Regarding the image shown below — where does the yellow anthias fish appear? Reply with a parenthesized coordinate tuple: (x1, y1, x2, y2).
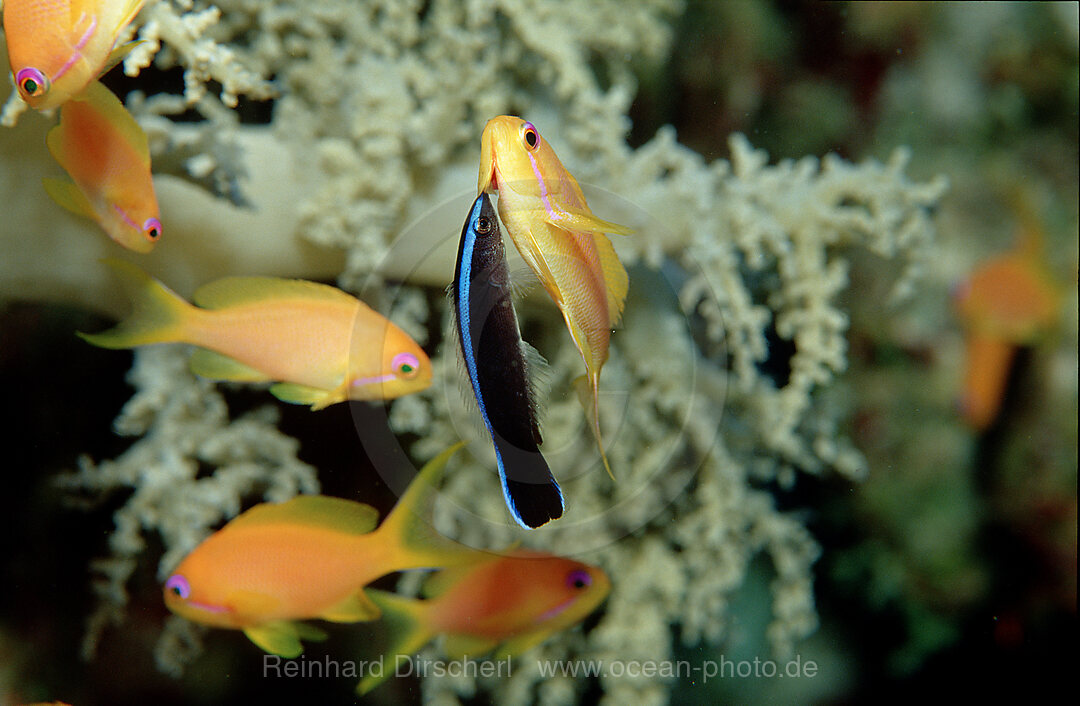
(164, 444, 479, 657)
(357, 549, 611, 694)
(953, 212, 1062, 430)
(44, 80, 162, 253)
(478, 115, 632, 477)
(3, 0, 145, 111)
(80, 259, 433, 408)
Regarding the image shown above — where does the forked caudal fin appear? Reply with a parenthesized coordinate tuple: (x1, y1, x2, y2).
(77, 259, 192, 349)
(573, 374, 614, 479)
(356, 589, 434, 694)
(373, 442, 478, 569)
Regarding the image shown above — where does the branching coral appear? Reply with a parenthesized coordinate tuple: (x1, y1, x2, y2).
(2, 1, 950, 704)
(396, 131, 944, 704)
(56, 345, 319, 669)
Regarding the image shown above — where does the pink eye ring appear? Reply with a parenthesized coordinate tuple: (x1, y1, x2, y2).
(16, 67, 49, 99)
(142, 217, 163, 242)
(392, 352, 420, 379)
(567, 569, 591, 590)
(165, 574, 191, 599)
(521, 121, 540, 150)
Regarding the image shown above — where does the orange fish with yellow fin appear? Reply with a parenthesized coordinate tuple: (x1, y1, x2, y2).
(478, 116, 631, 477)
(44, 79, 162, 252)
(357, 549, 610, 694)
(4, 0, 146, 110)
(953, 198, 1063, 430)
(80, 259, 432, 408)
(164, 444, 479, 657)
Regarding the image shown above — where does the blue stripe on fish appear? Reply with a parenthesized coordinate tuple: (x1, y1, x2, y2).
(453, 194, 564, 529)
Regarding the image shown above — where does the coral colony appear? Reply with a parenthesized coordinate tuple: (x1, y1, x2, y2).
(2, 1, 949, 704)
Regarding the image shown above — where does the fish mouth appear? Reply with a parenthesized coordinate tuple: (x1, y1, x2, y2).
(477, 127, 498, 195)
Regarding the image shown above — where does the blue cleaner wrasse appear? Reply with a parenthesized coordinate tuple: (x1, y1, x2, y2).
(452, 194, 564, 529)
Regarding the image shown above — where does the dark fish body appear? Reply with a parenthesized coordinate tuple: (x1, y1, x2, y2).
(453, 194, 564, 529)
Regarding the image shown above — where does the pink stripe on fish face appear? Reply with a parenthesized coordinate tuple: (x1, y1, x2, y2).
(188, 599, 232, 614)
(113, 203, 141, 231)
(536, 595, 574, 623)
(53, 14, 99, 82)
(351, 373, 395, 389)
(526, 151, 559, 222)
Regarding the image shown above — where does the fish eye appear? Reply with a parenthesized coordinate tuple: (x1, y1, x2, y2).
(165, 574, 191, 600)
(142, 217, 163, 241)
(392, 352, 420, 379)
(16, 68, 49, 99)
(567, 569, 591, 590)
(477, 215, 492, 235)
(521, 122, 540, 150)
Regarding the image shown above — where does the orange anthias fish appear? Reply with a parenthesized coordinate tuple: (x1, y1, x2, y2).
(80, 259, 432, 408)
(478, 116, 631, 477)
(164, 444, 478, 657)
(953, 214, 1062, 430)
(44, 79, 162, 253)
(357, 549, 611, 694)
(3, 0, 145, 110)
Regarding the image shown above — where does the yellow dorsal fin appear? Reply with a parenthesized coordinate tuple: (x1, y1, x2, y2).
(229, 495, 380, 536)
(101, 40, 147, 76)
(69, 80, 150, 167)
(192, 276, 357, 310)
(118, 0, 148, 27)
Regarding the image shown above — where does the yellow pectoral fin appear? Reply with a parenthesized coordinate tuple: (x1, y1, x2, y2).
(243, 621, 328, 658)
(188, 348, 271, 382)
(550, 207, 633, 236)
(514, 231, 564, 308)
(320, 590, 381, 623)
(42, 178, 96, 221)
